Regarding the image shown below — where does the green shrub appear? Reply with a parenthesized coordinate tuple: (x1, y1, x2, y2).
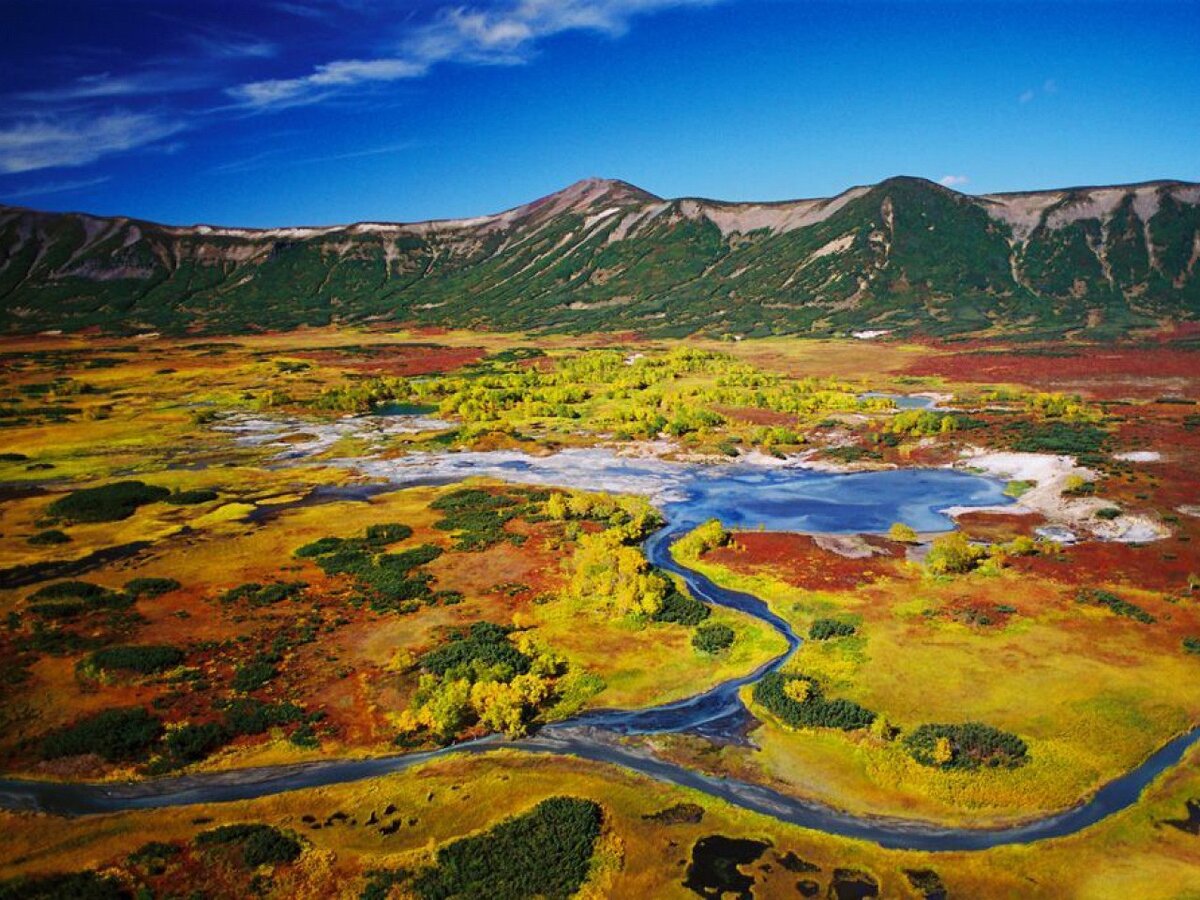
(692, 622, 735, 653)
(28, 529, 70, 546)
(1182, 636, 1200, 655)
(752, 672, 875, 731)
(1077, 587, 1156, 624)
(124, 577, 181, 599)
(26, 581, 129, 619)
(232, 656, 278, 693)
(89, 644, 184, 674)
(223, 699, 305, 736)
(1095, 507, 1121, 520)
(294, 525, 439, 612)
(0, 871, 125, 900)
(222, 581, 305, 607)
(410, 797, 601, 900)
(431, 488, 526, 551)
(904, 722, 1029, 769)
(46, 480, 170, 523)
(195, 823, 301, 867)
(164, 722, 228, 763)
(651, 585, 711, 625)
(1007, 421, 1108, 461)
(41, 707, 163, 762)
(163, 489, 219, 505)
(421, 622, 531, 679)
(809, 619, 857, 640)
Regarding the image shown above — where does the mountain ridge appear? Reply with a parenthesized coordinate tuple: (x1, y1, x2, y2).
(2, 175, 1198, 339)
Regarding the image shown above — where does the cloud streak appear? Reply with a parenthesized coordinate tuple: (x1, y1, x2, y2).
(0, 112, 186, 174)
(231, 0, 719, 108)
(938, 174, 969, 188)
(0, 175, 112, 201)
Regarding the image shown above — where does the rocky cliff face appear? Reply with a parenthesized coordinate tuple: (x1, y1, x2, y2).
(2, 175, 1197, 338)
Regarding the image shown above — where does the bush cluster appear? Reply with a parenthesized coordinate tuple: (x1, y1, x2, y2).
(420, 622, 531, 678)
(46, 480, 170, 523)
(808, 618, 857, 640)
(752, 672, 875, 731)
(431, 488, 530, 551)
(88, 644, 184, 675)
(221, 581, 306, 607)
(41, 707, 163, 762)
(652, 584, 711, 626)
(409, 797, 602, 900)
(904, 722, 1029, 770)
(296, 523, 452, 612)
(26, 580, 130, 620)
(692, 622, 735, 653)
(1077, 587, 1156, 624)
(194, 823, 301, 868)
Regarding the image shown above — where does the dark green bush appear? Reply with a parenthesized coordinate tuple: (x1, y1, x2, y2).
(651, 585, 711, 625)
(1183, 637, 1200, 655)
(26, 581, 129, 619)
(752, 672, 875, 731)
(232, 656, 278, 693)
(28, 529, 70, 546)
(41, 707, 163, 762)
(124, 577, 181, 599)
(89, 644, 184, 674)
(904, 722, 1029, 769)
(46, 481, 170, 523)
(430, 487, 526, 551)
(1095, 507, 1121, 520)
(164, 722, 228, 763)
(692, 622, 735, 653)
(1007, 421, 1108, 461)
(194, 823, 301, 867)
(421, 622, 531, 678)
(222, 581, 305, 607)
(809, 619, 857, 640)
(294, 525, 439, 612)
(410, 797, 601, 900)
(223, 699, 306, 736)
(163, 489, 219, 505)
(0, 871, 126, 900)
(1077, 587, 1156, 624)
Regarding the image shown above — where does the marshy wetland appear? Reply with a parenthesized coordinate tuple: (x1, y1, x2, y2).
(2, 330, 1200, 898)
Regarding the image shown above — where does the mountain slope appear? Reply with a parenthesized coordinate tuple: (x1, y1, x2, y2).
(2, 175, 1198, 339)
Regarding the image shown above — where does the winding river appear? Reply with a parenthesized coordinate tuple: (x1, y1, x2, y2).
(2, 435, 1197, 853)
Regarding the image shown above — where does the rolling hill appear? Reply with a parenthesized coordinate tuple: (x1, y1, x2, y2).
(1, 175, 1198, 339)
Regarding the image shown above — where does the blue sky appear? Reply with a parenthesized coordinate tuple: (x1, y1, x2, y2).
(0, 1, 1196, 226)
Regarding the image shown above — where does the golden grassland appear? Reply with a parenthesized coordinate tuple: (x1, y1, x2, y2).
(4, 329, 1200, 896)
(670, 536, 1200, 827)
(2, 743, 1200, 898)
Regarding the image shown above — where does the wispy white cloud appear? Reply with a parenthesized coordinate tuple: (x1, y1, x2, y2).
(939, 174, 969, 188)
(18, 71, 212, 104)
(1, 175, 112, 201)
(0, 112, 187, 174)
(231, 0, 720, 109)
(189, 35, 278, 60)
(1019, 78, 1058, 104)
(212, 139, 417, 174)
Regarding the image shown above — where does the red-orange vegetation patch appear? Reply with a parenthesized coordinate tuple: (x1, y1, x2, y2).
(427, 522, 563, 602)
(295, 343, 484, 376)
(1011, 538, 1200, 594)
(712, 405, 798, 427)
(705, 532, 901, 591)
(956, 511, 1047, 543)
(905, 346, 1200, 399)
(939, 596, 1016, 630)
